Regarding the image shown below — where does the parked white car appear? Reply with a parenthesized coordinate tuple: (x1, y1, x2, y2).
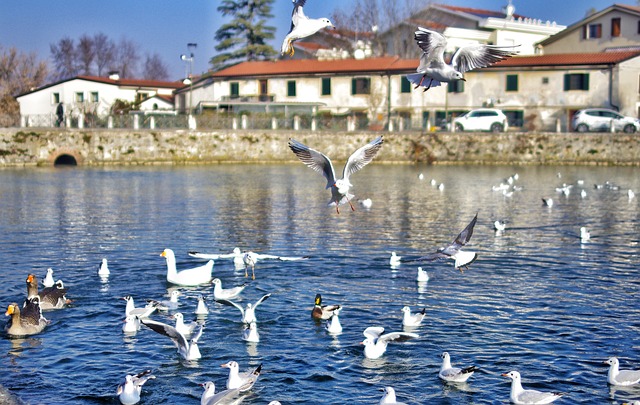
(453, 109, 508, 133)
(571, 108, 640, 133)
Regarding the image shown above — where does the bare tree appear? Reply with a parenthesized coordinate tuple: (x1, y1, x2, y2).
(50, 37, 78, 81)
(142, 53, 170, 81)
(77, 34, 95, 75)
(93, 33, 116, 76)
(0, 46, 48, 115)
(112, 38, 140, 78)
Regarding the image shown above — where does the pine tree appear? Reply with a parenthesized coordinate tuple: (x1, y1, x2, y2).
(212, 0, 277, 71)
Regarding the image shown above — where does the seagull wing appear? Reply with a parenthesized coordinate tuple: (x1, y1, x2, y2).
(277, 255, 310, 261)
(363, 326, 385, 340)
(141, 318, 189, 351)
(414, 27, 448, 69)
(188, 251, 223, 260)
(451, 44, 519, 74)
(216, 299, 245, 318)
(403, 251, 449, 262)
(205, 388, 240, 405)
(253, 293, 272, 309)
(289, 0, 308, 33)
(342, 136, 384, 182)
(452, 213, 478, 248)
(190, 323, 204, 343)
(378, 331, 419, 344)
(131, 370, 155, 387)
(254, 253, 281, 260)
(289, 138, 336, 189)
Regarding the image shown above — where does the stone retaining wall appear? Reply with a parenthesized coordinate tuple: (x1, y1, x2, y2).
(0, 128, 638, 166)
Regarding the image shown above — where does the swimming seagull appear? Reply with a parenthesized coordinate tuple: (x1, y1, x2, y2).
(379, 386, 408, 405)
(359, 198, 373, 209)
(361, 326, 418, 359)
(42, 268, 55, 288)
(494, 220, 506, 232)
(140, 318, 203, 361)
(580, 227, 590, 242)
(122, 314, 141, 334)
(416, 267, 429, 282)
(502, 371, 564, 404)
(407, 27, 519, 91)
(150, 290, 181, 311)
(221, 361, 263, 392)
(116, 369, 155, 405)
(161, 248, 213, 286)
(438, 352, 478, 383)
(629, 189, 635, 200)
(325, 307, 342, 334)
(404, 213, 478, 272)
(311, 293, 341, 320)
(199, 381, 239, 405)
(212, 278, 247, 300)
(604, 357, 640, 386)
(542, 198, 553, 207)
(217, 293, 272, 324)
(389, 252, 402, 266)
(401, 306, 426, 327)
(195, 295, 209, 316)
(172, 312, 200, 338)
(288, 136, 384, 214)
(123, 296, 157, 319)
(98, 258, 110, 278)
(243, 321, 260, 343)
(281, 0, 334, 57)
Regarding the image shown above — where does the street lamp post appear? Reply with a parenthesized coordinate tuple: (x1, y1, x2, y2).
(181, 43, 197, 128)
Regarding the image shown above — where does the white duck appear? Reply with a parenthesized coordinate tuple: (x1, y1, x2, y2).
(604, 357, 640, 386)
(325, 307, 342, 334)
(401, 306, 426, 327)
(221, 361, 262, 392)
(502, 371, 564, 404)
(116, 370, 155, 405)
(161, 248, 213, 286)
(141, 318, 203, 361)
(361, 326, 418, 359)
(438, 352, 478, 383)
(212, 278, 247, 300)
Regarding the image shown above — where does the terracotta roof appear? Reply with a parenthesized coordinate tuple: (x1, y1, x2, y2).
(211, 57, 413, 78)
(492, 51, 640, 67)
(405, 19, 448, 32)
(437, 4, 527, 20)
(294, 42, 329, 51)
(77, 75, 183, 89)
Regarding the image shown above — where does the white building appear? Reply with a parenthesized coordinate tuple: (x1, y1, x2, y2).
(16, 74, 182, 127)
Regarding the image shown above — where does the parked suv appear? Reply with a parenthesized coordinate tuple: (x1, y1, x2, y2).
(453, 109, 508, 133)
(572, 108, 640, 133)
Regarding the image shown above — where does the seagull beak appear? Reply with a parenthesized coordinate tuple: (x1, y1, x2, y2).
(501, 373, 509, 377)
(461, 77, 467, 82)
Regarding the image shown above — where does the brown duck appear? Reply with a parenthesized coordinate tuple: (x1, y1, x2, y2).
(25, 273, 69, 310)
(5, 298, 48, 336)
(311, 294, 341, 320)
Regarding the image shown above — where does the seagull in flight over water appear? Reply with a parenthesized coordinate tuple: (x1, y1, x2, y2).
(407, 27, 519, 92)
(404, 213, 478, 272)
(288, 136, 384, 214)
(281, 0, 334, 57)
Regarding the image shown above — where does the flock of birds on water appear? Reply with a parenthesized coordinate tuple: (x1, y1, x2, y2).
(5, 132, 639, 404)
(3, 1, 640, 404)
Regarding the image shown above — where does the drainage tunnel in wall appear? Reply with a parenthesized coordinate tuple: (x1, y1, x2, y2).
(53, 154, 78, 166)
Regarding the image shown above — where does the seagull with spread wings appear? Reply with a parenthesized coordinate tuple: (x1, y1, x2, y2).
(289, 136, 384, 213)
(281, 0, 334, 57)
(407, 27, 519, 91)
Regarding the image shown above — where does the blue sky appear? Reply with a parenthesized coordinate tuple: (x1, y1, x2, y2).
(0, 0, 623, 80)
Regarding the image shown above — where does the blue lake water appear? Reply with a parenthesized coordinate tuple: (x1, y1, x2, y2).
(0, 163, 639, 404)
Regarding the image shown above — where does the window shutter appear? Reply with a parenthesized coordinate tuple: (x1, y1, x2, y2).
(564, 74, 570, 91)
(583, 73, 589, 90)
(351, 78, 356, 95)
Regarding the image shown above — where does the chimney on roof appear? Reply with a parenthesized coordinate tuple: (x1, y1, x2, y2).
(108, 71, 120, 80)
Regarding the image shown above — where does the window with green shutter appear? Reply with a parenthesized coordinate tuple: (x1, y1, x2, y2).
(401, 76, 411, 93)
(447, 80, 464, 93)
(321, 77, 331, 95)
(506, 74, 518, 92)
(563, 73, 589, 91)
(287, 80, 296, 97)
(230, 82, 239, 98)
(351, 77, 371, 95)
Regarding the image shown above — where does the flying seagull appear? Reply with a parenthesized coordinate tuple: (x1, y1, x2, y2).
(403, 213, 478, 272)
(281, 0, 334, 57)
(406, 27, 519, 91)
(288, 136, 384, 214)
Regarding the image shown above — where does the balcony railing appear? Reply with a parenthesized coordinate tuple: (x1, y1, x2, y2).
(220, 94, 275, 102)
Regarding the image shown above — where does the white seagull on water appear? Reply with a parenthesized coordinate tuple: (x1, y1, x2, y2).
(438, 352, 478, 383)
(42, 268, 56, 288)
(407, 27, 519, 91)
(140, 318, 203, 361)
(199, 381, 239, 405)
(116, 369, 155, 405)
(502, 371, 564, 404)
(221, 361, 263, 392)
(604, 357, 640, 386)
(212, 278, 247, 300)
(288, 136, 384, 214)
(404, 213, 478, 272)
(281, 0, 334, 57)
(379, 386, 408, 405)
(401, 306, 426, 327)
(98, 258, 110, 278)
(361, 326, 418, 359)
